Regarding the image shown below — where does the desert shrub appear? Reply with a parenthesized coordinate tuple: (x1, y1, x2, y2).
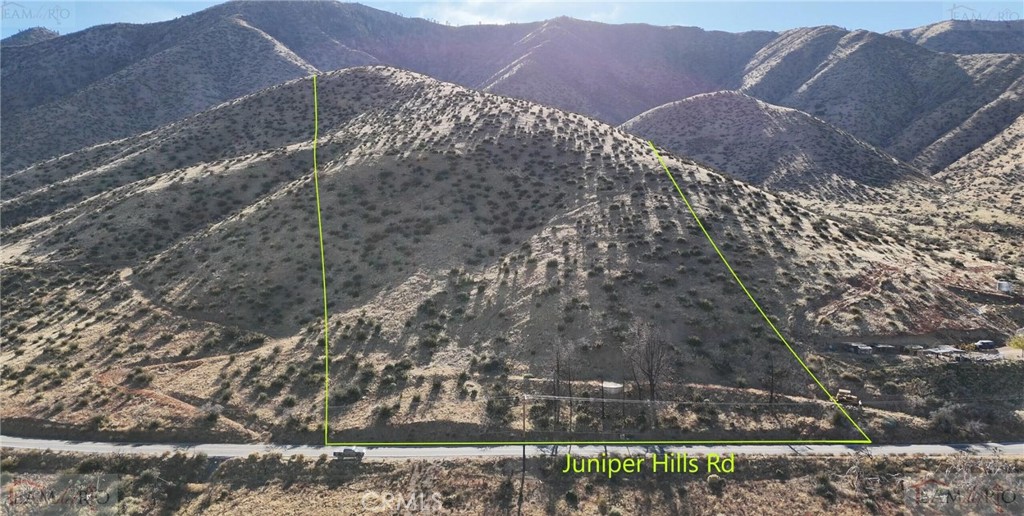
(495, 478, 515, 507)
(374, 403, 399, 422)
(127, 368, 153, 386)
(0, 456, 18, 471)
(76, 457, 104, 473)
(814, 474, 836, 501)
(930, 404, 961, 434)
(485, 398, 512, 424)
(335, 386, 362, 404)
(564, 490, 579, 508)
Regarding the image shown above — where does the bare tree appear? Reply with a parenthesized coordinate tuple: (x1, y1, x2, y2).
(761, 349, 790, 405)
(564, 342, 575, 432)
(765, 352, 777, 404)
(625, 323, 671, 402)
(552, 339, 576, 430)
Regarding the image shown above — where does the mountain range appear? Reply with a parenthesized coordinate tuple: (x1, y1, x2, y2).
(1, 1, 1021, 443)
(3, 1, 1021, 178)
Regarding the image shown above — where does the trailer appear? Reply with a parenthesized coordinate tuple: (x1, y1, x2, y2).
(836, 389, 862, 407)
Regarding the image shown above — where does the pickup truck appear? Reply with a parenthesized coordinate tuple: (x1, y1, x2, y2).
(333, 448, 365, 461)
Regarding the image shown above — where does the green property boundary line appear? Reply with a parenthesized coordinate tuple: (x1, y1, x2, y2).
(312, 76, 331, 446)
(310, 75, 872, 446)
(648, 141, 871, 445)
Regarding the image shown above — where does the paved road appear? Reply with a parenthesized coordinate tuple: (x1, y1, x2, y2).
(1, 435, 1020, 459)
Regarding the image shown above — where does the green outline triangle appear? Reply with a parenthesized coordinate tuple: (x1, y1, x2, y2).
(648, 141, 871, 445)
(313, 73, 871, 446)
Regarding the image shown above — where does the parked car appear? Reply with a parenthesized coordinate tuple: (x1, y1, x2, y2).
(333, 448, 365, 461)
(974, 340, 997, 350)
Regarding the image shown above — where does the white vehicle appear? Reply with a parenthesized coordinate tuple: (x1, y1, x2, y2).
(974, 340, 997, 350)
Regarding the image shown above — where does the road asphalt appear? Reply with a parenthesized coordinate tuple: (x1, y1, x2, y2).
(2, 435, 1020, 459)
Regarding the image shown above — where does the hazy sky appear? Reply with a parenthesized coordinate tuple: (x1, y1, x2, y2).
(2, 1, 1022, 38)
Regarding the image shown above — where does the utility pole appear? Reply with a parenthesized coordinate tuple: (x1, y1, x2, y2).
(521, 395, 527, 436)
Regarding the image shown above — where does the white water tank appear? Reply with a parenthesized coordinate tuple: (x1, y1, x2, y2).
(601, 381, 623, 396)
(997, 280, 1013, 294)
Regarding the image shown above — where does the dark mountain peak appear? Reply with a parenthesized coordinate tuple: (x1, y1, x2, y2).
(1, 27, 59, 47)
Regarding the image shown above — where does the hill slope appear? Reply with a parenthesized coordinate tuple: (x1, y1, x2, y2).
(887, 19, 1024, 54)
(3, 67, 1019, 443)
(939, 114, 1024, 212)
(477, 17, 774, 124)
(741, 27, 1024, 173)
(620, 90, 929, 201)
(1, 16, 317, 176)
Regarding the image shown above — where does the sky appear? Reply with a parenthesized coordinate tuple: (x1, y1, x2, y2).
(2, 0, 1022, 38)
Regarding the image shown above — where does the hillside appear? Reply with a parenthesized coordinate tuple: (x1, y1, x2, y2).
(741, 27, 1024, 173)
(475, 17, 774, 124)
(0, 27, 58, 47)
(3, 67, 1020, 443)
(0, 15, 318, 174)
(935, 116, 1024, 265)
(3, 2, 1020, 179)
(0, 1, 772, 173)
(620, 91, 929, 201)
(939, 114, 1024, 214)
(887, 19, 1024, 54)
(617, 88, 1024, 267)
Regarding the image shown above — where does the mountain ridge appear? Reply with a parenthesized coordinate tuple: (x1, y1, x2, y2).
(4, 2, 1021, 178)
(0, 27, 59, 47)
(887, 19, 1024, 54)
(0, 1, 763, 171)
(620, 90, 932, 202)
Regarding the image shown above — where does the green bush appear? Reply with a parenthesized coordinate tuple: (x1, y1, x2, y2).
(485, 398, 513, 424)
(335, 386, 362, 404)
